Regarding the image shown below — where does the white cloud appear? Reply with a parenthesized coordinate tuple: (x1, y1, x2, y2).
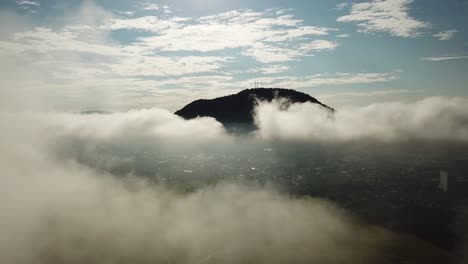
(104, 56, 229, 77)
(5, 27, 122, 56)
(299, 72, 398, 86)
(162, 5, 172, 14)
(0, 16, 390, 111)
(254, 97, 468, 142)
(421, 55, 468, 61)
(318, 89, 423, 106)
(16, 0, 40, 6)
(0, 5, 346, 111)
(320, 89, 420, 99)
(16, 0, 40, 12)
(336, 3, 349, 10)
(48, 108, 228, 141)
(142, 3, 159, 10)
(0, 23, 231, 78)
(240, 40, 339, 64)
(249, 65, 291, 75)
(117, 11, 135, 17)
(299, 40, 340, 51)
(0, 6, 236, 111)
(336, 33, 350, 38)
(433, 29, 458, 40)
(337, 0, 429, 38)
(127, 10, 335, 62)
(241, 43, 306, 63)
(102, 16, 184, 32)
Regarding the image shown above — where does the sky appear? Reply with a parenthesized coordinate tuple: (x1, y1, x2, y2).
(0, 0, 467, 111)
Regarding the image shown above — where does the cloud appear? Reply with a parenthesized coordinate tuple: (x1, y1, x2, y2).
(162, 5, 172, 14)
(142, 3, 159, 10)
(16, 0, 39, 6)
(254, 97, 468, 142)
(102, 16, 183, 32)
(336, 3, 350, 10)
(299, 40, 340, 51)
(336, 33, 350, 38)
(103, 55, 230, 77)
(0, 157, 390, 264)
(0, 9, 232, 111)
(126, 9, 336, 62)
(0, 107, 231, 176)
(239, 39, 339, 63)
(0, 6, 398, 112)
(49, 108, 228, 141)
(4, 21, 227, 79)
(320, 89, 422, 99)
(0, 105, 451, 264)
(318, 89, 424, 106)
(4, 27, 122, 55)
(117, 11, 135, 16)
(433, 29, 458, 40)
(337, 0, 429, 37)
(241, 43, 306, 63)
(421, 55, 468, 61)
(249, 65, 291, 75)
(0, 4, 347, 111)
(15, 0, 40, 12)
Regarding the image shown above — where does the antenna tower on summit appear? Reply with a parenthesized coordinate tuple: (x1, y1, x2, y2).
(250, 81, 266, 89)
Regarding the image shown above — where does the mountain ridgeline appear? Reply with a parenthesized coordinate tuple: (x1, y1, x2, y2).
(175, 88, 334, 132)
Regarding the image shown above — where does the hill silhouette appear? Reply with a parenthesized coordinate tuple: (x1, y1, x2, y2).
(175, 88, 334, 132)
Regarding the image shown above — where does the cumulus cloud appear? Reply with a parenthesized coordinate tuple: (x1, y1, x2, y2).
(337, 0, 429, 37)
(254, 97, 468, 142)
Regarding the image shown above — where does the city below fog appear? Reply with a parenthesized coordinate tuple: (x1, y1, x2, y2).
(94, 140, 468, 250)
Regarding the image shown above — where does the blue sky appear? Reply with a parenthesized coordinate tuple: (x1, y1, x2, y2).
(0, 0, 467, 111)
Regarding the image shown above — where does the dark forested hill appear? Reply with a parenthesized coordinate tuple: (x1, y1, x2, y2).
(175, 88, 334, 132)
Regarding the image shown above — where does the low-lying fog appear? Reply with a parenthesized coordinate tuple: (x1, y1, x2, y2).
(1, 97, 468, 263)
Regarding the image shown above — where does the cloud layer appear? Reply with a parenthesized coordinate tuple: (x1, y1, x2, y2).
(254, 97, 468, 142)
(0, 106, 454, 264)
(0, 156, 388, 264)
